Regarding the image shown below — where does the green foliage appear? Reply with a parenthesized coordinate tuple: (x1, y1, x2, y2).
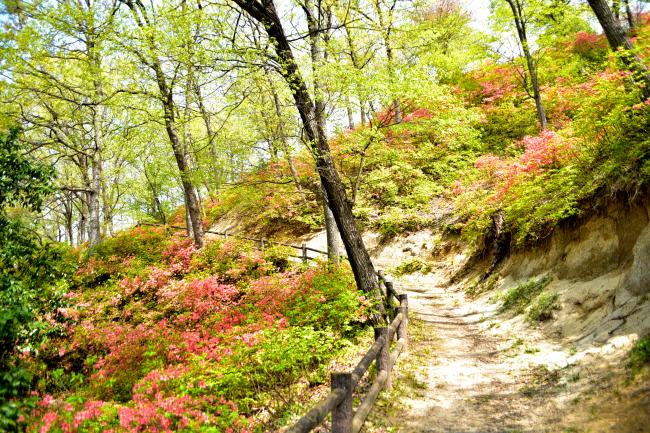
(0, 127, 54, 210)
(281, 265, 364, 334)
(479, 102, 539, 152)
(392, 258, 431, 276)
(628, 335, 650, 373)
(465, 273, 500, 298)
(499, 276, 552, 315)
(526, 291, 560, 323)
(92, 226, 169, 264)
(212, 326, 338, 411)
(0, 127, 71, 429)
(502, 165, 583, 245)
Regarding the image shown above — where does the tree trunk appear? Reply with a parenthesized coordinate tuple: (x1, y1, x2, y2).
(305, 0, 343, 266)
(87, 36, 104, 248)
(346, 94, 355, 130)
(587, 0, 650, 99)
(372, 0, 401, 124)
(232, 0, 383, 319)
(623, 0, 634, 29)
(87, 157, 102, 247)
(343, 24, 368, 127)
(63, 194, 74, 244)
(124, 0, 204, 248)
(506, 0, 548, 130)
(322, 187, 341, 266)
(78, 194, 88, 245)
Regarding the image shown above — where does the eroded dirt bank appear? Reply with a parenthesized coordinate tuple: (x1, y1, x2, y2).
(353, 199, 650, 433)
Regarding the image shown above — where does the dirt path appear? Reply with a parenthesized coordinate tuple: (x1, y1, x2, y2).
(364, 271, 650, 433)
(297, 230, 649, 432)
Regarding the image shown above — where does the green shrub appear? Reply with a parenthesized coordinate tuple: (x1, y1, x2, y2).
(465, 273, 500, 298)
(284, 265, 363, 334)
(628, 335, 650, 373)
(526, 291, 560, 323)
(92, 226, 169, 264)
(499, 276, 552, 314)
(392, 258, 431, 276)
(202, 326, 338, 412)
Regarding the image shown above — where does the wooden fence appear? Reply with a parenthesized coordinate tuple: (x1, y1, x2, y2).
(136, 221, 329, 261)
(287, 272, 408, 433)
(138, 222, 409, 432)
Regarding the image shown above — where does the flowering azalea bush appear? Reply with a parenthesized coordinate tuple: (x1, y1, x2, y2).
(20, 233, 367, 432)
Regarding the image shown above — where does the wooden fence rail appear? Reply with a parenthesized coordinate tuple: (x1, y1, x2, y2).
(136, 221, 329, 260)
(287, 274, 408, 433)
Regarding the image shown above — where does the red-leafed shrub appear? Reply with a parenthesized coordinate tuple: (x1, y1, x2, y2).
(473, 130, 576, 199)
(572, 31, 608, 61)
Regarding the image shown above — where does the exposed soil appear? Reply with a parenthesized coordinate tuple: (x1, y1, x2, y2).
(362, 268, 650, 433)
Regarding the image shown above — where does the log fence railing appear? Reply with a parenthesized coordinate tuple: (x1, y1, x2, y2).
(136, 221, 328, 261)
(287, 273, 408, 433)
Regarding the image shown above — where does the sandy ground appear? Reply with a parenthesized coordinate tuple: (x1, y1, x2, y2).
(362, 269, 650, 433)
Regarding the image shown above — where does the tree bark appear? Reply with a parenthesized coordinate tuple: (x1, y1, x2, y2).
(587, 0, 650, 99)
(623, 0, 634, 29)
(87, 33, 104, 249)
(372, 0, 402, 123)
(505, 0, 548, 130)
(323, 188, 340, 266)
(231, 0, 383, 318)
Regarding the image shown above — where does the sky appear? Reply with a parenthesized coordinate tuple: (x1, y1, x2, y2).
(460, 0, 492, 32)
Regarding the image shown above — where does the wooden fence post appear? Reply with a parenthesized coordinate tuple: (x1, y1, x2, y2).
(374, 327, 391, 390)
(385, 280, 395, 314)
(331, 372, 352, 433)
(397, 294, 409, 352)
(377, 270, 385, 297)
(301, 243, 308, 262)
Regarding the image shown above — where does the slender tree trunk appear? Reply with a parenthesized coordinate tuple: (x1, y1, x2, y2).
(343, 25, 368, 127)
(86, 27, 106, 249)
(63, 195, 73, 244)
(123, 1, 204, 248)
(102, 183, 114, 237)
(587, 0, 650, 99)
(232, 0, 383, 319)
(271, 87, 308, 204)
(373, 0, 401, 124)
(623, 0, 634, 29)
(322, 188, 340, 266)
(305, 0, 341, 264)
(78, 194, 88, 245)
(346, 94, 355, 130)
(163, 93, 204, 247)
(506, 0, 547, 129)
(88, 157, 102, 247)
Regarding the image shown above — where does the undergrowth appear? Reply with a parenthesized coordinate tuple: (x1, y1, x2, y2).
(627, 335, 650, 374)
(13, 226, 370, 432)
(392, 258, 432, 276)
(498, 276, 553, 315)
